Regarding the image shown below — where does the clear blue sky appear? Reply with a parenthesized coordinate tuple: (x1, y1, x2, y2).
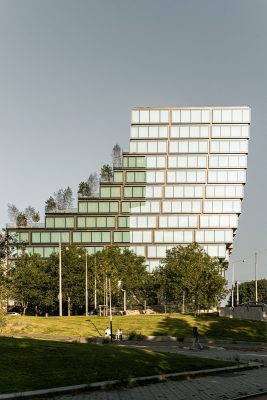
(1, 0, 266, 283)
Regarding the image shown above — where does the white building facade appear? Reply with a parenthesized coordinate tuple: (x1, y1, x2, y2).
(128, 106, 250, 271)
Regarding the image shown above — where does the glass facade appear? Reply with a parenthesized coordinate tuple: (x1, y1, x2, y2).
(8, 106, 249, 272)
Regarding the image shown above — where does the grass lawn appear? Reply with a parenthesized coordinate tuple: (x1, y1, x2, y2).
(2, 313, 266, 342)
(0, 336, 235, 394)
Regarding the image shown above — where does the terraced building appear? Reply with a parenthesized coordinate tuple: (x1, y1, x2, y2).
(7, 106, 250, 271)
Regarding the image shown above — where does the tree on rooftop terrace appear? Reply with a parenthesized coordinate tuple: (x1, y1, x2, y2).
(156, 243, 227, 314)
(78, 181, 91, 197)
(32, 211, 40, 224)
(16, 213, 27, 227)
(100, 164, 113, 182)
(45, 196, 57, 212)
(87, 172, 99, 193)
(112, 144, 122, 168)
(7, 204, 19, 225)
(52, 187, 74, 210)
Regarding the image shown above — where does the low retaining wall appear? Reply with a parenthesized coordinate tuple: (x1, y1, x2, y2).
(219, 306, 267, 321)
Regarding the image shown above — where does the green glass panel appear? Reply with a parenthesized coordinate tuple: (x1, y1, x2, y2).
(41, 232, 50, 243)
(128, 157, 135, 167)
(82, 232, 91, 243)
(133, 187, 144, 197)
(61, 232, 70, 243)
(122, 202, 130, 213)
(106, 217, 115, 227)
(32, 232, 41, 243)
(114, 232, 122, 243)
(26, 247, 33, 255)
(44, 247, 54, 257)
(126, 172, 135, 182)
(102, 232, 111, 243)
(119, 217, 129, 228)
(135, 172, 146, 182)
(86, 217, 96, 228)
(66, 217, 74, 228)
(86, 247, 95, 255)
(77, 217, 86, 228)
(101, 187, 110, 198)
(97, 217, 106, 228)
(124, 187, 132, 198)
(34, 247, 44, 256)
(111, 187, 120, 197)
(123, 158, 128, 167)
(136, 157, 146, 168)
(79, 202, 87, 212)
(123, 232, 130, 242)
(19, 232, 29, 242)
(51, 232, 60, 243)
(54, 218, 65, 228)
(99, 202, 109, 213)
(46, 217, 54, 228)
(110, 202, 118, 213)
(113, 171, 123, 183)
(73, 232, 81, 243)
(87, 202, 98, 213)
(92, 232, 101, 242)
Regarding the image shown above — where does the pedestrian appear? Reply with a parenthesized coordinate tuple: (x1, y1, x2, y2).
(191, 326, 203, 350)
(104, 326, 111, 337)
(116, 328, 123, 341)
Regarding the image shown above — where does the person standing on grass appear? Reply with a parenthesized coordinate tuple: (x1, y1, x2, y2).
(104, 327, 111, 337)
(191, 326, 203, 350)
(116, 328, 123, 341)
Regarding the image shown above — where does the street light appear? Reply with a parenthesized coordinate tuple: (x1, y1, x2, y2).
(118, 280, 126, 314)
(106, 271, 112, 341)
(59, 233, 63, 317)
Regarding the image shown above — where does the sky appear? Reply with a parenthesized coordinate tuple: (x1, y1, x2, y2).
(0, 0, 266, 284)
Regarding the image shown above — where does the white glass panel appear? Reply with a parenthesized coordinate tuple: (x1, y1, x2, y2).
(140, 110, 149, 123)
(150, 110, 160, 123)
(160, 110, 169, 123)
(132, 110, 139, 123)
(172, 110, 180, 123)
(201, 109, 210, 123)
(191, 110, 201, 123)
(181, 110, 190, 123)
(131, 127, 138, 138)
(213, 109, 221, 122)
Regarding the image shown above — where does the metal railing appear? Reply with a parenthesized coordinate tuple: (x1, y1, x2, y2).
(6, 223, 45, 228)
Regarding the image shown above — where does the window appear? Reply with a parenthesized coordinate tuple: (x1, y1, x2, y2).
(146, 156, 166, 168)
(77, 216, 115, 228)
(132, 109, 169, 124)
(145, 186, 162, 198)
(210, 140, 248, 154)
(211, 125, 249, 138)
(212, 108, 250, 123)
(80, 201, 118, 213)
(129, 215, 157, 228)
(159, 215, 198, 228)
(146, 171, 165, 183)
(203, 200, 241, 213)
(167, 170, 206, 183)
(130, 201, 160, 213)
(114, 232, 130, 243)
(45, 217, 74, 229)
(123, 157, 146, 168)
(169, 140, 208, 154)
(195, 230, 233, 243)
(209, 155, 247, 169)
(162, 200, 201, 213)
(118, 216, 129, 228)
(129, 246, 145, 256)
(113, 171, 123, 183)
(131, 126, 168, 138)
(124, 186, 145, 198)
(208, 170, 246, 183)
(168, 155, 207, 169)
(18, 232, 29, 242)
(126, 171, 146, 183)
(170, 125, 209, 138)
(73, 231, 111, 243)
(130, 231, 152, 243)
(165, 186, 203, 198)
(100, 186, 121, 198)
(205, 185, 243, 198)
(154, 230, 193, 243)
(129, 141, 167, 153)
(171, 109, 210, 123)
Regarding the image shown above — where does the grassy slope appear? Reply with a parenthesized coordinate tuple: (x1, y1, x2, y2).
(2, 314, 266, 342)
(0, 337, 234, 394)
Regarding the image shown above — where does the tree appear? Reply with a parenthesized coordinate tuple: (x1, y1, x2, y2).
(10, 254, 46, 315)
(7, 204, 19, 224)
(45, 196, 57, 212)
(53, 187, 74, 210)
(25, 206, 36, 225)
(100, 164, 113, 182)
(78, 181, 91, 197)
(32, 212, 40, 224)
(112, 144, 122, 168)
(16, 213, 27, 227)
(0, 229, 18, 261)
(87, 172, 99, 194)
(156, 243, 227, 314)
(232, 279, 267, 305)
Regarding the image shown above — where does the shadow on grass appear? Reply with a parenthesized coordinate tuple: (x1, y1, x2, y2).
(151, 314, 267, 342)
(0, 336, 233, 394)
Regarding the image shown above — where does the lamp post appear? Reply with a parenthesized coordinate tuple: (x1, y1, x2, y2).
(118, 280, 126, 313)
(85, 252, 88, 316)
(59, 233, 63, 317)
(255, 252, 258, 302)
(106, 271, 112, 341)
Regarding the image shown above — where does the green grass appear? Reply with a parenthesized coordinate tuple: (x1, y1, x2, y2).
(0, 336, 235, 394)
(2, 314, 266, 342)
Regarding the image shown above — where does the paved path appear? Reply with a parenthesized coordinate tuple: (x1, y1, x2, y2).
(51, 366, 267, 400)
(45, 343, 267, 400)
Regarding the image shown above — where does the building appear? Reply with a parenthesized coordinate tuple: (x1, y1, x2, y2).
(7, 106, 250, 271)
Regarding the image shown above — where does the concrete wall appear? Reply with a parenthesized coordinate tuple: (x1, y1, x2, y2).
(219, 306, 267, 321)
